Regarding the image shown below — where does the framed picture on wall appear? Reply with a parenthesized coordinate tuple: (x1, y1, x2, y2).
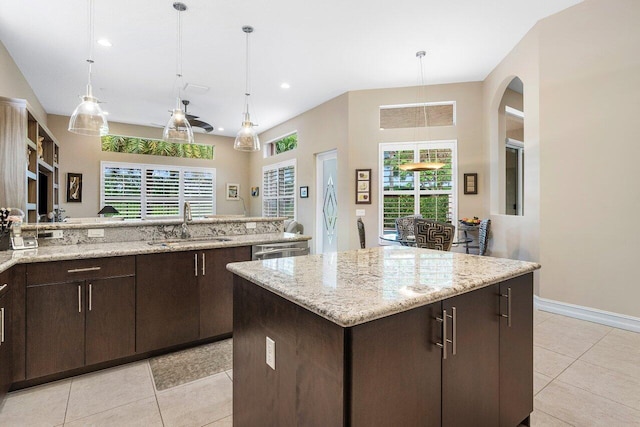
(226, 183, 240, 200)
(67, 173, 83, 203)
(251, 186, 259, 197)
(300, 186, 309, 198)
(464, 173, 478, 195)
(355, 168, 372, 204)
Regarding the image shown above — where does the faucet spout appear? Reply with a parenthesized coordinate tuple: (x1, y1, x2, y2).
(181, 202, 192, 239)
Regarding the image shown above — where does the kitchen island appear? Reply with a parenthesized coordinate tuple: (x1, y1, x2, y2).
(227, 246, 540, 427)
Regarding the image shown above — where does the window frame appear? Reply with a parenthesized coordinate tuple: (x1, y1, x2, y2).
(378, 140, 458, 240)
(100, 161, 216, 219)
(262, 158, 297, 220)
(263, 131, 298, 158)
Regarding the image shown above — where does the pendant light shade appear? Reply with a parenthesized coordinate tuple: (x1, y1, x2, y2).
(163, 2, 193, 144)
(234, 26, 260, 152)
(68, 0, 109, 136)
(401, 50, 444, 172)
(163, 98, 194, 143)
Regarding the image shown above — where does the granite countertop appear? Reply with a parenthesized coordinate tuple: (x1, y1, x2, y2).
(0, 232, 309, 274)
(227, 246, 541, 327)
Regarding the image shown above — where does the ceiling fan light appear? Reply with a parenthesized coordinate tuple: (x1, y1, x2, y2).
(163, 108, 194, 143)
(399, 162, 446, 171)
(234, 119, 260, 151)
(68, 93, 109, 136)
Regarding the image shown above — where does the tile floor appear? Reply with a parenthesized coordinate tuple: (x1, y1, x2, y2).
(1, 310, 639, 426)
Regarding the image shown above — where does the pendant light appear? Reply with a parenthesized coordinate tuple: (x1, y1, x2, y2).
(68, 0, 109, 136)
(234, 26, 260, 152)
(399, 51, 445, 172)
(163, 2, 194, 144)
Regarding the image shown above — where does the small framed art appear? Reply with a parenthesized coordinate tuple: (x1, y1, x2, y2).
(300, 186, 309, 198)
(226, 183, 240, 200)
(355, 168, 371, 204)
(464, 173, 478, 195)
(67, 173, 83, 203)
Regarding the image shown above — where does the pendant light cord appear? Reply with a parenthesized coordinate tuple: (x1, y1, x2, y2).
(86, 0, 95, 91)
(244, 29, 251, 115)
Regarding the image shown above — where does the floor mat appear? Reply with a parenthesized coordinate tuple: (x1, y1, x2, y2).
(149, 338, 232, 391)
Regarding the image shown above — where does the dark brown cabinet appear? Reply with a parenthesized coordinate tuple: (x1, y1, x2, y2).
(26, 257, 135, 379)
(136, 251, 199, 353)
(0, 278, 12, 404)
(199, 246, 251, 339)
(233, 273, 534, 427)
(499, 275, 533, 427)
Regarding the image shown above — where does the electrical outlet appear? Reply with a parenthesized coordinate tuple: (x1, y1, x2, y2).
(246, 222, 257, 229)
(51, 230, 63, 239)
(356, 209, 365, 217)
(87, 228, 105, 238)
(266, 336, 276, 370)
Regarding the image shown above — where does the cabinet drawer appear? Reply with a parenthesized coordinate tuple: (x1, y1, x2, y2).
(27, 256, 135, 285)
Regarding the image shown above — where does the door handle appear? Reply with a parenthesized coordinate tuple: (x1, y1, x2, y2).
(194, 253, 198, 277)
(1, 307, 4, 344)
(89, 283, 92, 311)
(68, 267, 101, 273)
(202, 253, 206, 276)
(436, 310, 448, 359)
(501, 287, 512, 327)
(78, 285, 82, 313)
(0, 284, 7, 292)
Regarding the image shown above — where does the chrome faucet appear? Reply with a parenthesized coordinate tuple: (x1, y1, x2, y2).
(181, 202, 192, 239)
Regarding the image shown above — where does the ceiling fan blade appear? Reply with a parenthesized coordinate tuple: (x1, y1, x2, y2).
(190, 119, 214, 133)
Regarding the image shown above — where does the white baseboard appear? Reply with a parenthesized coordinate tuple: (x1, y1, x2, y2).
(534, 296, 640, 333)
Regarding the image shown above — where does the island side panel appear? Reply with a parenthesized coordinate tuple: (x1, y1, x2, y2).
(499, 274, 534, 427)
(233, 276, 345, 427)
(349, 303, 442, 427)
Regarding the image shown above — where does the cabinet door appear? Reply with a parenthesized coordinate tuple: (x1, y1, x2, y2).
(442, 284, 500, 427)
(26, 281, 85, 379)
(86, 276, 136, 365)
(136, 252, 199, 353)
(500, 274, 533, 427)
(350, 303, 442, 427)
(199, 246, 251, 339)
(0, 291, 12, 403)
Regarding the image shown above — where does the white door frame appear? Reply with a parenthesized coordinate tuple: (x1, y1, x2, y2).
(315, 149, 338, 254)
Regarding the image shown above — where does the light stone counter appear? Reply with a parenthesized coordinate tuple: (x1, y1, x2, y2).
(0, 232, 309, 274)
(227, 246, 540, 327)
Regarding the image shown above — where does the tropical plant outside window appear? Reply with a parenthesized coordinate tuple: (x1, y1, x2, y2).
(379, 142, 457, 234)
(102, 134, 214, 160)
(265, 132, 297, 157)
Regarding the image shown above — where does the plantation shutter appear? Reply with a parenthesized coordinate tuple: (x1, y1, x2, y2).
(101, 162, 216, 220)
(262, 160, 296, 219)
(102, 165, 143, 218)
(184, 170, 215, 217)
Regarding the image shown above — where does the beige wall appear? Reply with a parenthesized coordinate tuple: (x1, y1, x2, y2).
(250, 94, 350, 252)
(0, 40, 47, 124)
(347, 83, 485, 250)
(46, 114, 249, 218)
(537, 0, 640, 317)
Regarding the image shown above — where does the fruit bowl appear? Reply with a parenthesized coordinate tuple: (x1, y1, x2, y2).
(459, 218, 481, 226)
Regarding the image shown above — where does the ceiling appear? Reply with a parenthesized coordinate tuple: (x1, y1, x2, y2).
(0, 0, 581, 138)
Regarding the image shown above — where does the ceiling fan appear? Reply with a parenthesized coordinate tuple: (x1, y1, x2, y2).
(181, 100, 214, 133)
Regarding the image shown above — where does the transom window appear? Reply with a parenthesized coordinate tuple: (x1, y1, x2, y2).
(379, 141, 457, 236)
(264, 132, 298, 158)
(262, 159, 296, 219)
(101, 161, 216, 219)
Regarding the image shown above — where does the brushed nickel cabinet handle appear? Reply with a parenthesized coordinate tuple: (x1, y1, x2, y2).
(194, 253, 198, 277)
(68, 267, 101, 273)
(449, 307, 457, 355)
(202, 253, 206, 276)
(436, 309, 448, 359)
(1, 307, 4, 344)
(78, 285, 82, 313)
(0, 284, 7, 292)
(89, 284, 92, 311)
(501, 287, 512, 327)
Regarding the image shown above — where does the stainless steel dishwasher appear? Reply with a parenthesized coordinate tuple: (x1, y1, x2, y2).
(252, 241, 310, 260)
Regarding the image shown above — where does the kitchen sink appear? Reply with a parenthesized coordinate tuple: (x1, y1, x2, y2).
(147, 236, 232, 246)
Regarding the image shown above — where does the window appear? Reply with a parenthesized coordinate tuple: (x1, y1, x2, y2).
(505, 105, 524, 215)
(262, 159, 296, 219)
(101, 135, 214, 160)
(264, 132, 298, 158)
(379, 102, 456, 129)
(379, 141, 457, 235)
(101, 161, 215, 219)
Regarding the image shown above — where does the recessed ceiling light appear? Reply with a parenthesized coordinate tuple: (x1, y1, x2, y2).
(217, 127, 224, 131)
(97, 38, 112, 47)
(280, 82, 290, 89)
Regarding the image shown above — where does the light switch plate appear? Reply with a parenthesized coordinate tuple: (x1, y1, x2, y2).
(266, 336, 276, 370)
(87, 229, 105, 238)
(356, 209, 365, 217)
(246, 222, 257, 229)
